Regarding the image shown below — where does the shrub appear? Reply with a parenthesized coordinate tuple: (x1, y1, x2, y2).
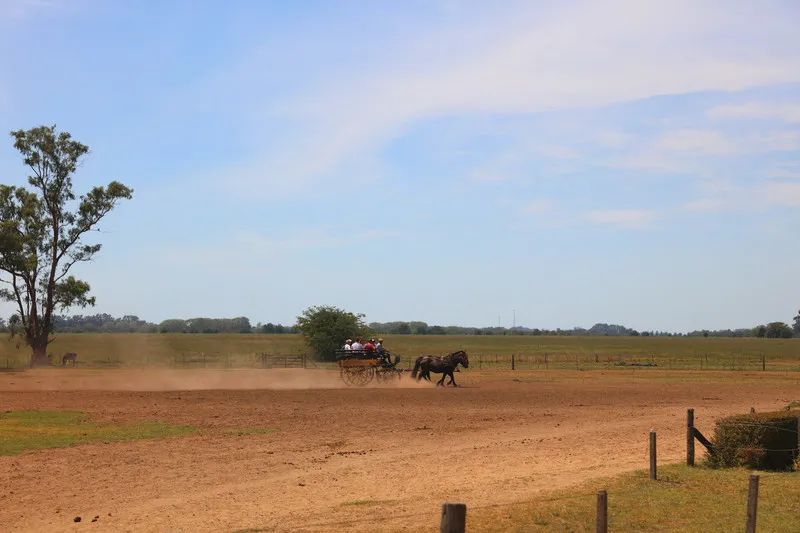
(707, 410, 799, 471)
(296, 306, 370, 361)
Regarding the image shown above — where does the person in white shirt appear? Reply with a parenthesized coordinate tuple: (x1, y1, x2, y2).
(343, 339, 352, 351)
(351, 338, 364, 351)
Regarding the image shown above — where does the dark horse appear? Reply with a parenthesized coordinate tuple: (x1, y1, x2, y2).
(61, 352, 77, 367)
(411, 350, 469, 387)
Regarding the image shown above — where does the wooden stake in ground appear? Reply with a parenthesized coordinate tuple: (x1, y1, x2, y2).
(440, 502, 466, 533)
(649, 431, 657, 480)
(746, 474, 759, 533)
(687, 408, 695, 467)
(596, 490, 608, 533)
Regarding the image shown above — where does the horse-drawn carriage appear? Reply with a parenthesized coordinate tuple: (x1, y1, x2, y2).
(335, 350, 403, 386)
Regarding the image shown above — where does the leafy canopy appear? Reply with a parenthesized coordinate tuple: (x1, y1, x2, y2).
(0, 125, 132, 363)
(296, 305, 370, 360)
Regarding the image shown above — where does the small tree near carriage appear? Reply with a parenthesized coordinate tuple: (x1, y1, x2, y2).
(296, 305, 370, 361)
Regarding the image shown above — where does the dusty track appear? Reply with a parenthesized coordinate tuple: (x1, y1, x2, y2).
(1, 368, 798, 532)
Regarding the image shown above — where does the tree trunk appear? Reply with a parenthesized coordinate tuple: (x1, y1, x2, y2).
(29, 338, 50, 367)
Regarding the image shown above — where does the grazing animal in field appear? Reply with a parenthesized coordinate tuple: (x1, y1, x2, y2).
(411, 350, 469, 387)
(61, 352, 78, 367)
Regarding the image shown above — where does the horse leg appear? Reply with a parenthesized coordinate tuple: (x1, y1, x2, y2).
(436, 372, 446, 387)
(448, 370, 457, 387)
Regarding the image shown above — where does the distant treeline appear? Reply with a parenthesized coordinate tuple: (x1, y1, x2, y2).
(369, 321, 797, 338)
(0, 313, 794, 338)
(0, 314, 297, 334)
(367, 321, 672, 336)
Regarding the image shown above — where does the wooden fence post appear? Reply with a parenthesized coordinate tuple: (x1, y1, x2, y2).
(596, 490, 607, 533)
(746, 474, 759, 533)
(649, 431, 657, 480)
(761, 354, 765, 371)
(544, 353, 548, 370)
(687, 408, 695, 466)
(440, 502, 466, 533)
(512, 353, 515, 370)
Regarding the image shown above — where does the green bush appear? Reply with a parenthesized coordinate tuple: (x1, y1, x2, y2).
(707, 410, 799, 471)
(296, 306, 371, 361)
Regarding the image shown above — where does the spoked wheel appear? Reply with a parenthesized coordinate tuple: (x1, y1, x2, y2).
(376, 367, 403, 384)
(341, 366, 375, 386)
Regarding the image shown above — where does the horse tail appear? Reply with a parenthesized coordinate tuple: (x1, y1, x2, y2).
(411, 356, 423, 379)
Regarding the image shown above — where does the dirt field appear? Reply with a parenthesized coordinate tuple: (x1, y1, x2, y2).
(1, 368, 798, 532)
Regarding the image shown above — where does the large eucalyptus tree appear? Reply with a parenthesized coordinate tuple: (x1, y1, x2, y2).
(0, 126, 132, 366)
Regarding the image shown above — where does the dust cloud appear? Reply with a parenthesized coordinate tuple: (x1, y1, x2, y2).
(0, 368, 433, 392)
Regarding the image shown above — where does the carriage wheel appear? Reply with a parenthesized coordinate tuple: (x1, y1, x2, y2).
(341, 366, 375, 386)
(376, 368, 402, 383)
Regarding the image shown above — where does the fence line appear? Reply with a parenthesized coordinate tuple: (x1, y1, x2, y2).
(3, 350, 800, 372)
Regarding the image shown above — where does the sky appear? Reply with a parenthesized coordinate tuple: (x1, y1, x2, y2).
(0, 0, 799, 332)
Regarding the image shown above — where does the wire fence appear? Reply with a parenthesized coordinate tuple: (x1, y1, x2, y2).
(4, 350, 800, 371)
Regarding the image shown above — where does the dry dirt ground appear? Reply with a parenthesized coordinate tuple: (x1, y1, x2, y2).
(1, 368, 798, 532)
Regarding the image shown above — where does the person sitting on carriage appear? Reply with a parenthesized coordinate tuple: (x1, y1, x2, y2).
(343, 339, 352, 351)
(363, 339, 376, 354)
(374, 338, 394, 367)
(351, 338, 364, 351)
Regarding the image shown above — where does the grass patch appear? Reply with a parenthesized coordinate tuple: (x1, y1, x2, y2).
(0, 333, 798, 371)
(468, 465, 800, 532)
(343, 499, 396, 506)
(0, 410, 196, 455)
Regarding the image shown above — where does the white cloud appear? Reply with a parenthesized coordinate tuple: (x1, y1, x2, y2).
(708, 102, 800, 123)
(594, 129, 633, 148)
(160, 228, 389, 273)
(521, 199, 553, 215)
(0, 0, 63, 20)
(682, 179, 800, 212)
(683, 198, 729, 212)
(752, 131, 800, 152)
(768, 162, 800, 179)
(585, 209, 656, 228)
(204, 0, 800, 191)
(764, 182, 800, 207)
(613, 128, 800, 174)
(653, 129, 737, 156)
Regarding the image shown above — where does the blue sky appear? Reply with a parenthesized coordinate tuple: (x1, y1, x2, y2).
(1, 0, 799, 331)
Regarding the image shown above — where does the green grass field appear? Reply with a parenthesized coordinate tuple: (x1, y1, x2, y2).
(1, 333, 799, 371)
(468, 465, 800, 532)
(0, 410, 195, 456)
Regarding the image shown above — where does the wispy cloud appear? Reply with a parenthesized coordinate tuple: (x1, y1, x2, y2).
(613, 127, 800, 174)
(197, 1, 800, 192)
(585, 209, 657, 229)
(521, 199, 554, 215)
(0, 0, 61, 20)
(764, 181, 800, 207)
(708, 101, 800, 123)
(654, 129, 736, 156)
(160, 228, 390, 273)
(682, 178, 800, 212)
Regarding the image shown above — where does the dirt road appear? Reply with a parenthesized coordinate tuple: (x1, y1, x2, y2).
(1, 368, 797, 532)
